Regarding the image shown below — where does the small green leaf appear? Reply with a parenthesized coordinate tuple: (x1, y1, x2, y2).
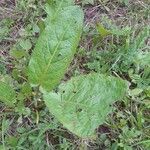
(130, 88, 143, 96)
(32, 23, 40, 34)
(7, 136, 18, 147)
(96, 23, 111, 38)
(145, 87, 150, 98)
(43, 74, 127, 138)
(0, 81, 16, 107)
(20, 82, 32, 97)
(37, 20, 45, 33)
(10, 49, 26, 59)
(12, 69, 20, 80)
(2, 118, 10, 133)
(19, 39, 32, 51)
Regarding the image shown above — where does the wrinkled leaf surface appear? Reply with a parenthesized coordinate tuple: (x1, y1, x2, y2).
(43, 74, 127, 138)
(28, 3, 84, 91)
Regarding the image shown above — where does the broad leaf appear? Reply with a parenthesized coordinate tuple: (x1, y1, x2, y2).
(0, 81, 16, 106)
(43, 74, 127, 138)
(28, 3, 84, 91)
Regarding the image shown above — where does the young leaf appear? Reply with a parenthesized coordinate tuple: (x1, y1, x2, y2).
(43, 74, 127, 138)
(0, 81, 16, 107)
(96, 23, 111, 38)
(19, 39, 32, 51)
(28, 3, 84, 91)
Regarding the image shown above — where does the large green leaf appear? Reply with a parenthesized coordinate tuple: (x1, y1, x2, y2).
(0, 81, 16, 107)
(43, 74, 127, 138)
(28, 3, 84, 91)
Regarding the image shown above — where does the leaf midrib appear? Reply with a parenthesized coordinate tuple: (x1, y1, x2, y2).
(39, 23, 71, 86)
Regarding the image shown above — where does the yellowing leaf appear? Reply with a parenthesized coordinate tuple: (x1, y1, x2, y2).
(10, 49, 26, 59)
(43, 74, 127, 138)
(96, 23, 111, 38)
